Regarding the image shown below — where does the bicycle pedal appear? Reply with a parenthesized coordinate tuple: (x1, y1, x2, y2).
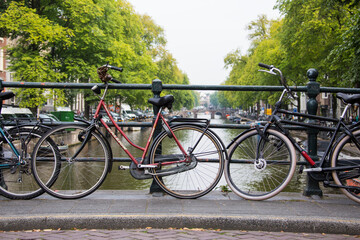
(118, 165, 129, 170)
(298, 165, 304, 174)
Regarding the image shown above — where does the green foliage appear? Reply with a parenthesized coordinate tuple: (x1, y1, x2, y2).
(0, 1, 71, 45)
(223, 0, 360, 109)
(224, 17, 284, 108)
(275, 0, 358, 87)
(0, 0, 194, 111)
(0, 1, 71, 107)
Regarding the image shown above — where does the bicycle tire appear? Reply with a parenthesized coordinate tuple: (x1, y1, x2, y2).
(331, 129, 360, 204)
(31, 124, 111, 199)
(0, 128, 57, 200)
(225, 128, 297, 200)
(149, 124, 225, 199)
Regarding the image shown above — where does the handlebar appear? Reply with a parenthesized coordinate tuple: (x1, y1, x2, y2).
(258, 63, 273, 70)
(258, 63, 297, 100)
(97, 64, 123, 84)
(104, 64, 123, 72)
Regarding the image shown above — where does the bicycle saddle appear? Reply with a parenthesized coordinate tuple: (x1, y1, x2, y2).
(148, 95, 174, 109)
(336, 93, 360, 105)
(0, 92, 15, 101)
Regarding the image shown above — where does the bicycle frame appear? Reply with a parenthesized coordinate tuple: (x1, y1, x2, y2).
(0, 127, 21, 168)
(0, 121, 50, 169)
(90, 84, 189, 168)
(264, 88, 360, 172)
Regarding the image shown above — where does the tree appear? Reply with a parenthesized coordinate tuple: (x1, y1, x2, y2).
(276, 0, 359, 87)
(0, 1, 71, 109)
(210, 92, 219, 109)
(0, 0, 194, 113)
(222, 0, 360, 113)
(247, 14, 272, 53)
(223, 16, 284, 109)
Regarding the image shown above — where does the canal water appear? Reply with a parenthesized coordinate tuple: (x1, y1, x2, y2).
(100, 114, 339, 195)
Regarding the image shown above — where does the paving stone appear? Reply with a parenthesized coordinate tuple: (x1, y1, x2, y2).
(0, 229, 358, 239)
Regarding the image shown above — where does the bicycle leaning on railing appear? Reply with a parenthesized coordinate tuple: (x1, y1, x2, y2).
(0, 91, 57, 200)
(225, 63, 360, 204)
(30, 64, 227, 200)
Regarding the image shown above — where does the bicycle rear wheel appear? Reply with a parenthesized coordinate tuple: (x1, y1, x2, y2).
(331, 129, 360, 204)
(149, 124, 225, 199)
(31, 124, 111, 199)
(0, 128, 56, 200)
(225, 128, 296, 200)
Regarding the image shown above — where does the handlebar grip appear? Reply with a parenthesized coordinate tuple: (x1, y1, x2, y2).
(258, 63, 273, 69)
(109, 65, 123, 72)
(111, 78, 122, 84)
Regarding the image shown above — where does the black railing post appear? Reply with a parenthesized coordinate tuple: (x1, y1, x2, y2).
(149, 79, 164, 195)
(303, 68, 323, 197)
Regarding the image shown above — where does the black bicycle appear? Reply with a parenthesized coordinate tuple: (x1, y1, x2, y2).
(0, 91, 58, 199)
(225, 63, 360, 203)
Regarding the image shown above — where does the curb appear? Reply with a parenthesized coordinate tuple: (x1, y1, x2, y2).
(1, 214, 359, 234)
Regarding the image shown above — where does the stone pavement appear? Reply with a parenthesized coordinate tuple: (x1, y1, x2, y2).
(0, 190, 359, 239)
(0, 228, 358, 239)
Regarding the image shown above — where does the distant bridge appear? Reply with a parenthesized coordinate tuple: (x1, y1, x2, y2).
(192, 109, 237, 119)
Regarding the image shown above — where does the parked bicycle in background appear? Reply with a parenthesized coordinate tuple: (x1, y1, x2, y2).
(0, 91, 58, 199)
(225, 63, 360, 204)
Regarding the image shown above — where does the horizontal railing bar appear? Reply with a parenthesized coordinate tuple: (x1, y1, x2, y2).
(1, 119, 327, 132)
(1, 81, 152, 90)
(4, 81, 360, 93)
(1, 120, 318, 131)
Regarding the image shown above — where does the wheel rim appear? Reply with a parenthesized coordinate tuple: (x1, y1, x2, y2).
(32, 125, 109, 199)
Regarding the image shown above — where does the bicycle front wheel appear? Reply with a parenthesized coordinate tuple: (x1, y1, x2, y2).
(31, 124, 111, 199)
(149, 124, 225, 199)
(226, 128, 296, 200)
(0, 128, 54, 200)
(331, 129, 360, 204)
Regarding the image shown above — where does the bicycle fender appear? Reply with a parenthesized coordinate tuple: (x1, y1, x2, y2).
(169, 117, 209, 126)
(226, 125, 282, 149)
(168, 120, 208, 129)
(227, 128, 256, 149)
(330, 129, 360, 161)
(182, 123, 227, 160)
(155, 123, 228, 160)
(6, 122, 52, 133)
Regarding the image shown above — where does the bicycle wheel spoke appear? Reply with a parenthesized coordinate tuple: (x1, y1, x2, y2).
(32, 125, 110, 199)
(225, 129, 296, 200)
(149, 125, 224, 199)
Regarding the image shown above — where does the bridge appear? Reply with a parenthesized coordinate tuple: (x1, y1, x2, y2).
(191, 108, 237, 119)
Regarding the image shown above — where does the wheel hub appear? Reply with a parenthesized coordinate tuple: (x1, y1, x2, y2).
(254, 158, 267, 171)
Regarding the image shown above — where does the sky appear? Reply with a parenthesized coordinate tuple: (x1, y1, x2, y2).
(129, 0, 281, 86)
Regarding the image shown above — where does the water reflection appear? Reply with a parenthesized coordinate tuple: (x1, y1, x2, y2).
(100, 127, 153, 190)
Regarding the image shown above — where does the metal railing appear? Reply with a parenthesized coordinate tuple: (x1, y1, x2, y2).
(1, 68, 358, 197)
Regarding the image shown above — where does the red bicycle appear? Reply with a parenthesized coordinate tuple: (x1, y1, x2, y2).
(31, 64, 226, 199)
